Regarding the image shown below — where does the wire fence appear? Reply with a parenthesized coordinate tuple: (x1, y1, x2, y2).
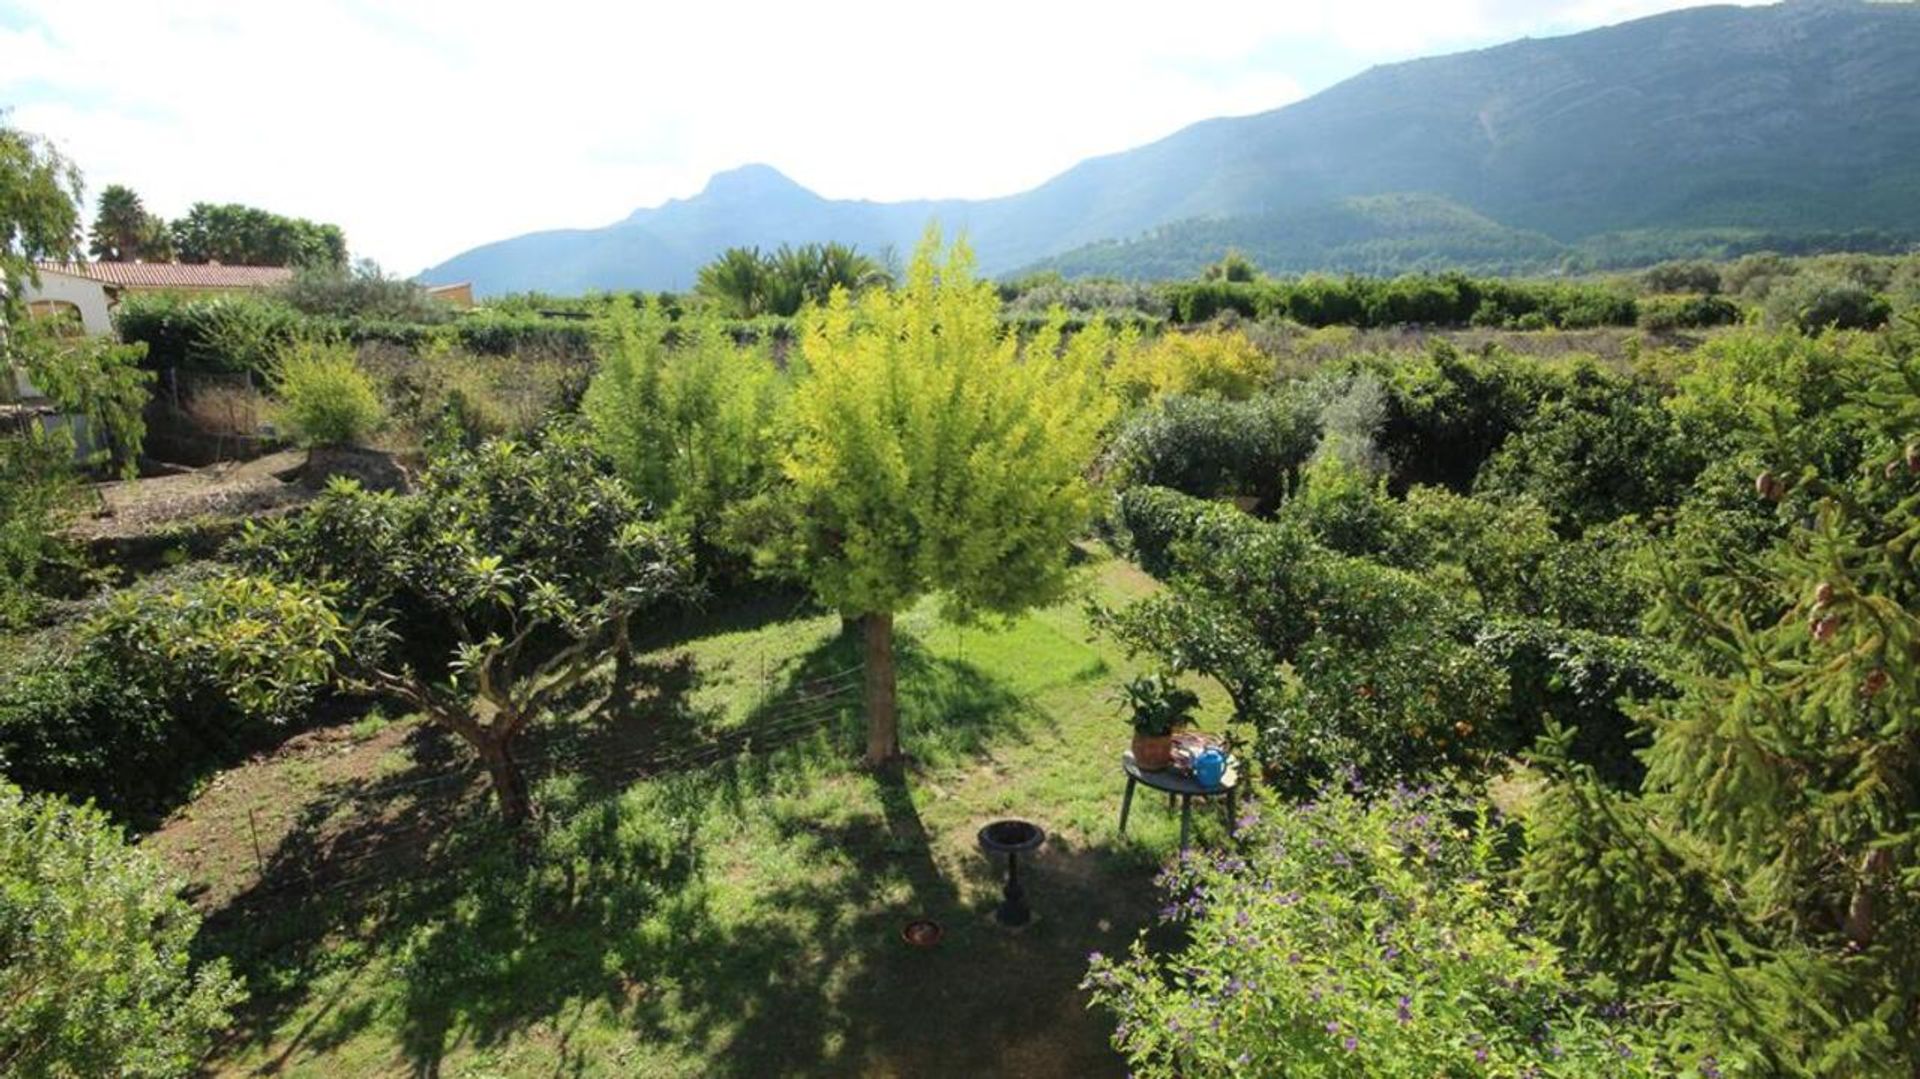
(213, 661, 866, 907)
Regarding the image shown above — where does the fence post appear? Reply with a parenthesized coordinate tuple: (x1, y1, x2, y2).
(246, 805, 266, 877)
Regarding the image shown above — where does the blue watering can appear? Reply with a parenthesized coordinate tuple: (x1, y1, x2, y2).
(1192, 747, 1228, 789)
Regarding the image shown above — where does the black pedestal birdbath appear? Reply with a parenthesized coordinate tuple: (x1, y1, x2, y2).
(977, 819, 1046, 926)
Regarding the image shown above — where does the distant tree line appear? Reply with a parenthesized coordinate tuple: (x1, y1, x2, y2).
(87, 183, 346, 268)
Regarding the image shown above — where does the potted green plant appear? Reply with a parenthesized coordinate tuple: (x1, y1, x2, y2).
(1120, 672, 1199, 771)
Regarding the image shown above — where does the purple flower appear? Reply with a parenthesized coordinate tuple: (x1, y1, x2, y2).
(1324, 1019, 1340, 1034)
(1087, 950, 1104, 964)
(1475, 1048, 1489, 1064)
(1396, 995, 1412, 1024)
(1343, 1036, 1359, 1052)
(1699, 1056, 1722, 1079)
(1287, 952, 1303, 965)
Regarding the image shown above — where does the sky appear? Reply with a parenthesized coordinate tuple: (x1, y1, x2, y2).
(0, 0, 1757, 274)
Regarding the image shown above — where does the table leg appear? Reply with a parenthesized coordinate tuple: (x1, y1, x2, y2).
(1178, 797, 1192, 853)
(1119, 775, 1137, 835)
(1225, 787, 1238, 837)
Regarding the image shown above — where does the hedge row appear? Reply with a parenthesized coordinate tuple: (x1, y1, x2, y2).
(1162, 274, 1640, 329)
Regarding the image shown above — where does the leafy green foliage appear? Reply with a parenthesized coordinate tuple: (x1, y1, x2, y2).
(583, 299, 788, 567)
(1764, 274, 1892, 333)
(87, 183, 173, 263)
(695, 242, 889, 318)
(274, 259, 452, 322)
(1117, 671, 1198, 736)
(1637, 293, 1741, 332)
(1161, 273, 1639, 330)
(272, 340, 385, 446)
(1105, 391, 1320, 508)
(0, 115, 82, 325)
(785, 231, 1115, 620)
(0, 429, 81, 628)
(0, 781, 245, 1078)
(1523, 329, 1920, 1074)
(1085, 783, 1656, 1077)
(169, 200, 346, 268)
(0, 574, 346, 823)
(1109, 328, 1264, 404)
(11, 313, 154, 473)
(232, 430, 694, 821)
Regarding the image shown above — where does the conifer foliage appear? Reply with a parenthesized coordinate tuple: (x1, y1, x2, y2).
(1524, 325, 1920, 1074)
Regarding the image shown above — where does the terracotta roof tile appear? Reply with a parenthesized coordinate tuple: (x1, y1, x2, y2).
(36, 261, 295, 289)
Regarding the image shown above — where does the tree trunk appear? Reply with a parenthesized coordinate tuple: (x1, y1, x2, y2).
(862, 611, 900, 766)
(611, 611, 636, 717)
(479, 736, 535, 826)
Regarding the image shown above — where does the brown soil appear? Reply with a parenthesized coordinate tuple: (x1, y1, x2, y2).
(72, 450, 314, 543)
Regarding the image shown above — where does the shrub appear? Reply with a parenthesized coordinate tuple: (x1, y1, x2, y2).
(272, 340, 384, 446)
(1276, 455, 1402, 557)
(1764, 275, 1891, 333)
(274, 260, 452, 323)
(0, 781, 246, 1077)
(1641, 259, 1723, 295)
(582, 300, 789, 565)
(0, 574, 345, 823)
(1085, 783, 1656, 1077)
(1111, 485, 1261, 578)
(1110, 328, 1270, 404)
(1372, 344, 1554, 492)
(0, 428, 82, 627)
(1637, 293, 1741, 332)
(1106, 391, 1320, 508)
(1471, 618, 1670, 785)
(115, 292, 307, 374)
(1475, 371, 1700, 531)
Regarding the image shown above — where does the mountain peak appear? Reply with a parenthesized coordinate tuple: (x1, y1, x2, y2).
(698, 163, 809, 200)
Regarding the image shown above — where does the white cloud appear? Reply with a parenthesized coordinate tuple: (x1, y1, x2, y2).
(0, 0, 1758, 273)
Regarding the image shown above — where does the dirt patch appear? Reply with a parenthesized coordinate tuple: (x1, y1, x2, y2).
(72, 450, 315, 544)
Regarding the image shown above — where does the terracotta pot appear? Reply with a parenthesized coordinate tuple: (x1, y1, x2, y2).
(1132, 732, 1174, 771)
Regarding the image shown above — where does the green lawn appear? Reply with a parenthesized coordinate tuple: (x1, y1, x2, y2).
(170, 549, 1235, 1077)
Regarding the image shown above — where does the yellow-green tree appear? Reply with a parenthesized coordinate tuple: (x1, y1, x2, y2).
(786, 229, 1116, 764)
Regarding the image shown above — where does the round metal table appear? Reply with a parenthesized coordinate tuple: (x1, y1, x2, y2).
(1118, 749, 1239, 853)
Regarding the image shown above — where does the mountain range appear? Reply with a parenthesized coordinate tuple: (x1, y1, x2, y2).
(423, 0, 1920, 295)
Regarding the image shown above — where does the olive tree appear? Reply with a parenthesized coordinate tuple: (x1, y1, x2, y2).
(783, 229, 1115, 764)
(235, 429, 693, 822)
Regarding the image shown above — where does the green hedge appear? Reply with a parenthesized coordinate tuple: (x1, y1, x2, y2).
(1161, 273, 1640, 329)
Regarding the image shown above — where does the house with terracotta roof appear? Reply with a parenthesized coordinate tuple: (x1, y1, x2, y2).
(35, 260, 296, 298)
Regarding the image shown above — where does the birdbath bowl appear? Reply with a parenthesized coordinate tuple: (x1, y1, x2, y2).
(977, 819, 1046, 926)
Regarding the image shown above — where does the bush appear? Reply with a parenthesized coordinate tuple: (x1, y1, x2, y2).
(272, 340, 384, 446)
(1641, 260, 1723, 295)
(114, 292, 307, 374)
(0, 429, 82, 627)
(0, 781, 246, 1077)
(1276, 455, 1401, 557)
(1110, 328, 1271, 404)
(0, 574, 345, 823)
(582, 301, 789, 570)
(1637, 293, 1742, 332)
(1475, 371, 1700, 531)
(1111, 484, 1264, 578)
(274, 260, 452, 323)
(1372, 345, 1554, 492)
(1471, 618, 1670, 785)
(1106, 391, 1320, 509)
(1085, 783, 1656, 1077)
(1764, 275, 1892, 333)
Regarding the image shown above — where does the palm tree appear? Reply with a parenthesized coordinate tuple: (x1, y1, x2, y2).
(695, 246, 774, 318)
(88, 185, 151, 262)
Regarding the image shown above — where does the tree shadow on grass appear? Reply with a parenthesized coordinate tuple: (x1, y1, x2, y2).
(198, 627, 1150, 1077)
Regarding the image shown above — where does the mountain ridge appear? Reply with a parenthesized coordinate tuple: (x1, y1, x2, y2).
(423, 0, 1920, 294)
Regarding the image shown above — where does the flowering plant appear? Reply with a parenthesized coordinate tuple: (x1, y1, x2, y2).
(1084, 782, 1676, 1077)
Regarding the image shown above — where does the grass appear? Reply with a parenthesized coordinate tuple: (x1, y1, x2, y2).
(153, 548, 1235, 1077)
